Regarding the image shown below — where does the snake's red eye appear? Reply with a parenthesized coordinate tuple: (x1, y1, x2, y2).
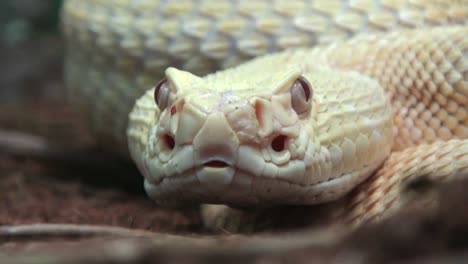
(154, 78, 171, 110)
(290, 76, 312, 115)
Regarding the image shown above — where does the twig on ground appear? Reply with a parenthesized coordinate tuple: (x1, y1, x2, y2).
(0, 223, 345, 253)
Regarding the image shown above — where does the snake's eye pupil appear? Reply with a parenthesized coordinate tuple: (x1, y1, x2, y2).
(154, 78, 170, 110)
(298, 77, 311, 101)
(291, 76, 313, 115)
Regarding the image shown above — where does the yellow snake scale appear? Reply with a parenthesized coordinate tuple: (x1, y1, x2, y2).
(62, 0, 468, 229)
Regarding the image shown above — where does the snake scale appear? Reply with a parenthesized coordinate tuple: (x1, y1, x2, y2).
(62, 0, 468, 229)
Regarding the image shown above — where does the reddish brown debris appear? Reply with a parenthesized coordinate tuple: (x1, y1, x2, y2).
(0, 154, 201, 232)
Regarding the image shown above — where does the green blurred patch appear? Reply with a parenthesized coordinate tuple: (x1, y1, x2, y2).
(0, 0, 63, 46)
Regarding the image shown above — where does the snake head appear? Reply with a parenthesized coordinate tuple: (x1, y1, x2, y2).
(129, 66, 322, 206)
(128, 53, 393, 207)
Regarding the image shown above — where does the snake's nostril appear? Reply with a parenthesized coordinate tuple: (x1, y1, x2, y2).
(271, 135, 288, 152)
(162, 134, 175, 150)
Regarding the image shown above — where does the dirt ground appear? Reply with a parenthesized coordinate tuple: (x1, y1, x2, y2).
(1, 4, 468, 264)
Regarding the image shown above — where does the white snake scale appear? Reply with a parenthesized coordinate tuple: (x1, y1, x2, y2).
(62, 0, 468, 228)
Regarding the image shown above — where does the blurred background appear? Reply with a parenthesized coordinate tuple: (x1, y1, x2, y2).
(0, 0, 200, 238)
(0, 0, 96, 148)
(0, 0, 62, 101)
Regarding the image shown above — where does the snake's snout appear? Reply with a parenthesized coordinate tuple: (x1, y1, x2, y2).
(193, 112, 239, 166)
(192, 112, 239, 186)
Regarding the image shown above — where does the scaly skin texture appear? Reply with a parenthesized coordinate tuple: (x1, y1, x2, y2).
(62, 0, 468, 229)
(62, 0, 467, 152)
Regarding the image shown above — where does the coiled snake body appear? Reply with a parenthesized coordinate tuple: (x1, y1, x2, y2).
(63, 0, 468, 228)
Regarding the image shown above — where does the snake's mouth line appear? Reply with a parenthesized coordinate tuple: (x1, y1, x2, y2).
(143, 153, 388, 205)
(145, 162, 374, 188)
(143, 158, 385, 206)
(203, 160, 230, 168)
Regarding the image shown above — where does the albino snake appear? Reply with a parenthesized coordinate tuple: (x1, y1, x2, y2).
(62, 0, 468, 229)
